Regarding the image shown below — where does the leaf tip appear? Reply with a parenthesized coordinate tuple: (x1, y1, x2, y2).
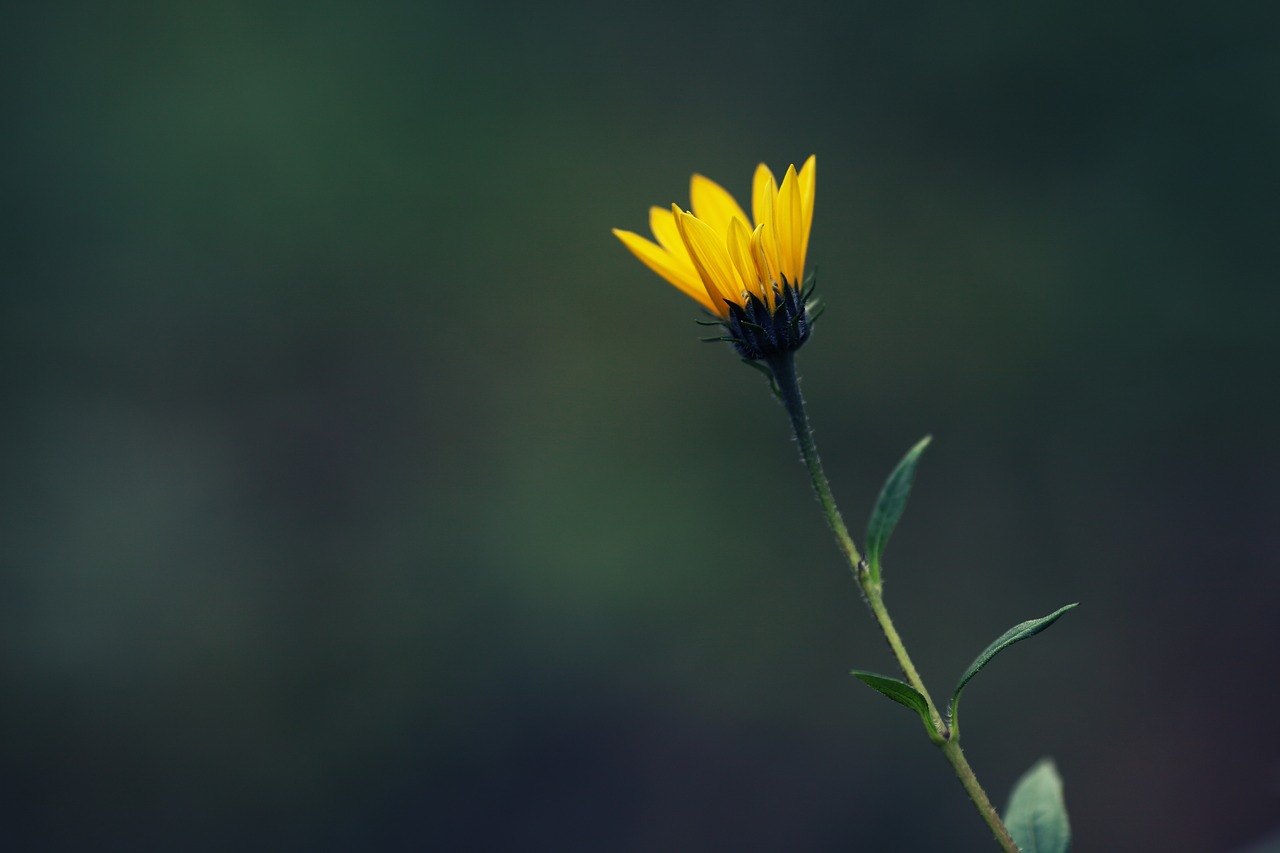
(903, 435, 932, 462)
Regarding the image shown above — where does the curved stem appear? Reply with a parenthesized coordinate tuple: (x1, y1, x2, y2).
(862, 584, 939, 731)
(942, 741, 1021, 852)
(766, 353, 1019, 853)
(766, 354, 935, 709)
(765, 355, 863, 574)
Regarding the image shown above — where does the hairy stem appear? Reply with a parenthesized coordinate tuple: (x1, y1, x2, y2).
(766, 353, 1019, 853)
(942, 740, 1021, 852)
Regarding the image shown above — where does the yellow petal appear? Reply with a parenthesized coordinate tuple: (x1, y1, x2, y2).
(689, 173, 751, 238)
(612, 228, 716, 313)
(755, 175, 783, 292)
(749, 223, 779, 309)
(726, 217, 762, 300)
(752, 163, 777, 229)
(797, 155, 816, 273)
(674, 207, 742, 317)
(648, 206, 688, 257)
(776, 164, 804, 285)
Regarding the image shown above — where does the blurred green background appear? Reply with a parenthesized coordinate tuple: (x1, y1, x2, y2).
(4, 1, 1279, 850)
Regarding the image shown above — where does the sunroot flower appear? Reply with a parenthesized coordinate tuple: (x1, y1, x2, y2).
(613, 156, 819, 360)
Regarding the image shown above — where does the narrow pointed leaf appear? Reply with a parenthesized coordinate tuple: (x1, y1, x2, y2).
(949, 603, 1078, 727)
(865, 436, 931, 582)
(1004, 758, 1071, 853)
(851, 671, 941, 741)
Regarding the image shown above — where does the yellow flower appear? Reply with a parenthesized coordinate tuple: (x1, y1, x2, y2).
(613, 156, 816, 317)
(613, 156, 818, 360)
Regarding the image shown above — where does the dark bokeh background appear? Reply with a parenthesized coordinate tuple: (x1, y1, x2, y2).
(4, 1, 1279, 851)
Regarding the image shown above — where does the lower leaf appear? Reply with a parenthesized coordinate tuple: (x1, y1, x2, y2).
(851, 670, 942, 743)
(1004, 758, 1071, 853)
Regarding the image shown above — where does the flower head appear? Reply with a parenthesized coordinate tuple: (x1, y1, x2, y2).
(613, 156, 818, 360)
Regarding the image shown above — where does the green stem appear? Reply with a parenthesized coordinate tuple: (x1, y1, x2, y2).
(766, 354, 863, 576)
(941, 740, 1021, 853)
(766, 353, 1019, 853)
(863, 584, 939, 733)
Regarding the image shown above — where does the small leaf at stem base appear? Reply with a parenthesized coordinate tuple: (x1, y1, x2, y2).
(865, 436, 931, 583)
(851, 670, 941, 742)
(948, 603, 1078, 732)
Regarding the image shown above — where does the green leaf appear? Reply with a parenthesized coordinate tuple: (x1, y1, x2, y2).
(949, 603, 1078, 730)
(1003, 758, 1071, 853)
(865, 436, 931, 582)
(851, 670, 941, 743)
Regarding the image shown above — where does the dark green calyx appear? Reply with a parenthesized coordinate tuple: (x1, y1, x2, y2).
(718, 278, 814, 361)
